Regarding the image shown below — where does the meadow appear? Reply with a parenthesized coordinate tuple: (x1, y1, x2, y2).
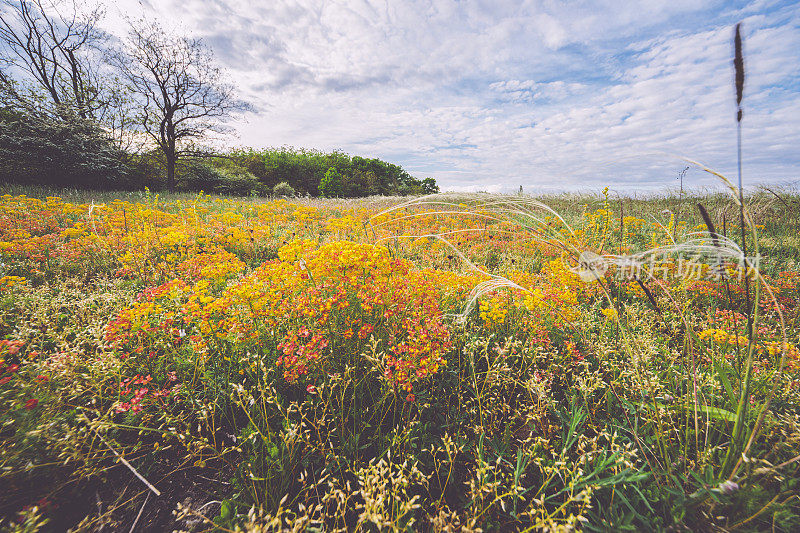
(1, 184, 799, 532)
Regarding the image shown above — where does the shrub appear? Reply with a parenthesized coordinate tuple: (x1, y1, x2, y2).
(181, 162, 264, 196)
(125, 150, 166, 190)
(272, 181, 296, 197)
(0, 109, 132, 189)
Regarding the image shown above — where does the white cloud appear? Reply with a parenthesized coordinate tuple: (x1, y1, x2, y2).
(99, 0, 799, 192)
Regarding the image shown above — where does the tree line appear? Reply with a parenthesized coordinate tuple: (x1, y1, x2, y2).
(0, 0, 438, 197)
(216, 148, 438, 197)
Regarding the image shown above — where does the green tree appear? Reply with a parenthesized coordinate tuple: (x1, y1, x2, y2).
(421, 177, 439, 194)
(229, 148, 268, 183)
(319, 166, 345, 197)
(348, 169, 380, 197)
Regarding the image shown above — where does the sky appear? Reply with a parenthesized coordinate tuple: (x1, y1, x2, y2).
(102, 0, 799, 193)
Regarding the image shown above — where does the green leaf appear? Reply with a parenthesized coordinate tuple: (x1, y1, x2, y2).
(636, 399, 736, 422)
(712, 357, 738, 408)
(219, 499, 233, 520)
(682, 403, 737, 422)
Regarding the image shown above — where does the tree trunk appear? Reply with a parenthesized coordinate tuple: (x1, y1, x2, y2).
(166, 124, 176, 191)
(166, 148, 176, 191)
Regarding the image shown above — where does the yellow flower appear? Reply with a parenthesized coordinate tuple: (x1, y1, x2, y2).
(601, 308, 618, 320)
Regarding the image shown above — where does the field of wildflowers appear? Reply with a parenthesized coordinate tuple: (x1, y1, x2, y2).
(1, 185, 799, 531)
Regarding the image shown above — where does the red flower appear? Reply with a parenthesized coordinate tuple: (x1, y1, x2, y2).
(358, 323, 374, 339)
(35, 375, 48, 383)
(0, 376, 11, 385)
(5, 344, 21, 356)
(306, 384, 317, 395)
(405, 393, 415, 403)
(24, 398, 38, 410)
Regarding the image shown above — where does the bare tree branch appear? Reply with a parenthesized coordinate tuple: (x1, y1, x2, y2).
(0, 0, 107, 119)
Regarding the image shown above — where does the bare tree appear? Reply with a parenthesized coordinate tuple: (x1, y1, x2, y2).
(114, 20, 243, 191)
(0, 0, 106, 118)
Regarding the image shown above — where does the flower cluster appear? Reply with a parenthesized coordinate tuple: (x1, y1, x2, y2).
(114, 373, 179, 413)
(107, 239, 471, 394)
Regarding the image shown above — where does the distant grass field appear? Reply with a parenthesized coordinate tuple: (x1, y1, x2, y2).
(1, 185, 799, 531)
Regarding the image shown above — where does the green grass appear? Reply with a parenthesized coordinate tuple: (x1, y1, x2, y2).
(0, 185, 799, 532)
